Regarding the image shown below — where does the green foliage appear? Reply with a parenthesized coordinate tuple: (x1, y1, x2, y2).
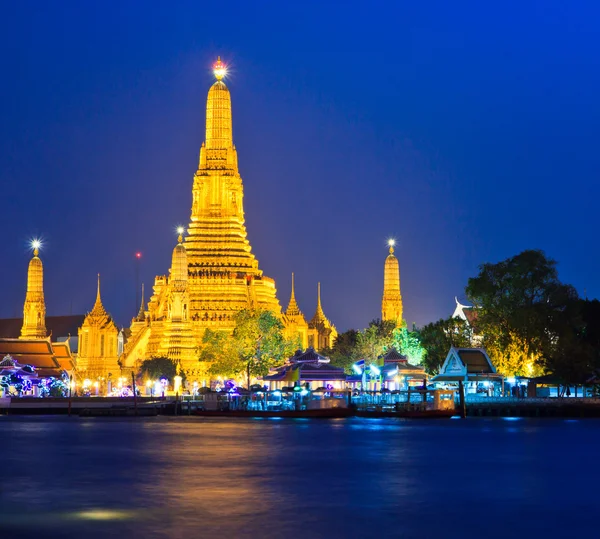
(466, 249, 578, 376)
(325, 329, 360, 371)
(355, 319, 395, 363)
(198, 309, 299, 384)
(391, 326, 425, 365)
(139, 357, 181, 382)
(419, 317, 473, 374)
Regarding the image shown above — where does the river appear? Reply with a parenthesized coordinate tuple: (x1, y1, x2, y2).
(0, 416, 597, 538)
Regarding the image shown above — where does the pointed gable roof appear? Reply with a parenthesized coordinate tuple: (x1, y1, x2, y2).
(285, 273, 306, 323)
(81, 275, 117, 331)
(308, 283, 335, 331)
(431, 347, 500, 382)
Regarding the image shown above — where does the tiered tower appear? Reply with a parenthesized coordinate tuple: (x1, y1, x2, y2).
(123, 58, 283, 375)
(77, 275, 119, 380)
(20, 241, 47, 340)
(381, 240, 403, 326)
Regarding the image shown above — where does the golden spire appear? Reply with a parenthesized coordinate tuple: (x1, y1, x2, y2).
(310, 282, 327, 325)
(95, 273, 101, 304)
(205, 57, 233, 151)
(136, 283, 146, 321)
(20, 240, 46, 339)
(382, 240, 403, 326)
(89, 274, 108, 317)
(285, 272, 304, 318)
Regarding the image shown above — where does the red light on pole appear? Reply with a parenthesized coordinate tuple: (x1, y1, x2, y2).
(136, 252, 142, 259)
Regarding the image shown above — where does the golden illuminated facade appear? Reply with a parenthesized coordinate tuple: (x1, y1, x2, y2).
(382, 241, 403, 326)
(307, 283, 337, 350)
(122, 58, 289, 376)
(283, 273, 308, 347)
(20, 242, 47, 340)
(77, 276, 120, 380)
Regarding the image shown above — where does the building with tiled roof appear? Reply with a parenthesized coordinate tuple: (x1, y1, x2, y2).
(76, 276, 120, 383)
(307, 283, 337, 350)
(0, 338, 71, 379)
(263, 348, 347, 390)
(431, 347, 502, 386)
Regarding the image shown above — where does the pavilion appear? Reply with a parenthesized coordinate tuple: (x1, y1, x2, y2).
(431, 347, 503, 395)
(263, 348, 347, 390)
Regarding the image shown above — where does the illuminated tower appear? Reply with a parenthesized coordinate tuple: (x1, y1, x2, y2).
(77, 275, 120, 381)
(155, 229, 195, 361)
(123, 57, 283, 377)
(20, 240, 47, 340)
(382, 239, 403, 326)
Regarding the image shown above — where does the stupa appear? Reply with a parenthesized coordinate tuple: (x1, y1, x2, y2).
(122, 58, 286, 376)
(381, 239, 403, 326)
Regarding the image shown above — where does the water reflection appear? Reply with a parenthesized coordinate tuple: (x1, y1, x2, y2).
(0, 417, 599, 538)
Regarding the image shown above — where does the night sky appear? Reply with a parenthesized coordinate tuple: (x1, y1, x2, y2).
(1, 1, 599, 332)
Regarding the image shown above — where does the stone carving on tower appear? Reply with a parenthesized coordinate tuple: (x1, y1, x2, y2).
(382, 240, 403, 326)
(122, 58, 284, 377)
(20, 240, 47, 340)
(76, 275, 120, 381)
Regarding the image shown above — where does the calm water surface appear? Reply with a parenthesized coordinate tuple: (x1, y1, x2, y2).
(0, 416, 597, 538)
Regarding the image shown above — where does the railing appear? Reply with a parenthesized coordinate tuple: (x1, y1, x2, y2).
(465, 395, 600, 405)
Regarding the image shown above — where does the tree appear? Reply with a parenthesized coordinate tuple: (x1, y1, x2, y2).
(542, 299, 600, 383)
(198, 309, 299, 387)
(419, 317, 472, 374)
(391, 325, 425, 365)
(324, 329, 360, 372)
(466, 249, 578, 376)
(139, 357, 181, 382)
(355, 319, 395, 363)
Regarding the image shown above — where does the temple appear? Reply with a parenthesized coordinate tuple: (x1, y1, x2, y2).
(76, 275, 120, 383)
(283, 277, 337, 351)
(121, 59, 336, 378)
(381, 239, 403, 326)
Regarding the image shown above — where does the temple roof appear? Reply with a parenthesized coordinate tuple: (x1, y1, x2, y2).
(82, 276, 117, 330)
(284, 273, 306, 322)
(0, 339, 63, 371)
(380, 347, 407, 364)
(263, 348, 346, 382)
(308, 283, 334, 330)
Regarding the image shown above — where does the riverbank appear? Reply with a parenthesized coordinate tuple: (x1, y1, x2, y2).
(2, 396, 600, 418)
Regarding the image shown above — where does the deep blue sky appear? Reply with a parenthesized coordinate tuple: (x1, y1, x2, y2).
(1, 1, 599, 332)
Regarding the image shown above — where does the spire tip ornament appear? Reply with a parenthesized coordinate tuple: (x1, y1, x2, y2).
(31, 239, 41, 257)
(387, 238, 395, 254)
(213, 56, 227, 81)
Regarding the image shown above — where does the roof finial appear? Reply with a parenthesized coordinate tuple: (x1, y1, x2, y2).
(31, 239, 41, 257)
(317, 282, 322, 309)
(136, 283, 145, 320)
(96, 273, 101, 303)
(213, 56, 226, 80)
(177, 226, 184, 244)
(388, 238, 395, 255)
(291, 272, 296, 300)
